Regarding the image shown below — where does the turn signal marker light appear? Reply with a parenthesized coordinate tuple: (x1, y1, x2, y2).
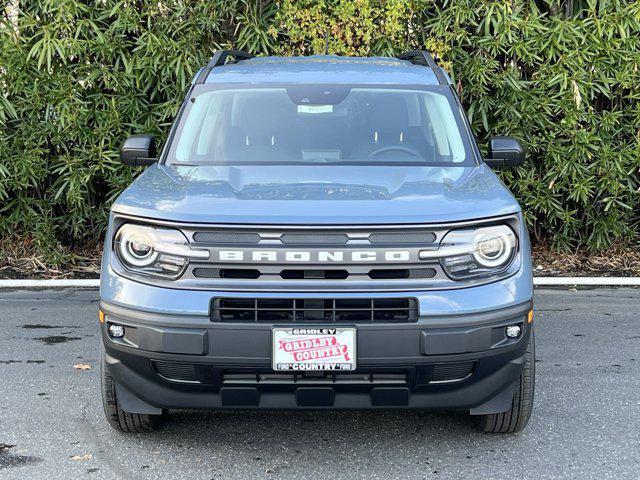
(99, 309, 105, 324)
(527, 309, 534, 324)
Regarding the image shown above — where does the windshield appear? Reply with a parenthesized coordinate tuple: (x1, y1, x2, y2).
(165, 85, 477, 166)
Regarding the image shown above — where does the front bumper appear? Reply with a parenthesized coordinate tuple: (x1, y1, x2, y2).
(100, 299, 532, 413)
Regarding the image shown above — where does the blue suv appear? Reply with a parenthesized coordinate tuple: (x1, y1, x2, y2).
(99, 51, 534, 433)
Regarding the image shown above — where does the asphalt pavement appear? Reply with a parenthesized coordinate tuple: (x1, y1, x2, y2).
(0, 288, 639, 480)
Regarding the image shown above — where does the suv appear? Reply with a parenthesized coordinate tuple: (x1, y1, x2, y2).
(100, 51, 534, 434)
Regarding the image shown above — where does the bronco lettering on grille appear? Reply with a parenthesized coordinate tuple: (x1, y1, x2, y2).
(216, 250, 411, 263)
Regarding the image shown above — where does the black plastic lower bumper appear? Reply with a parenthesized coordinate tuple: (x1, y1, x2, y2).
(101, 300, 532, 414)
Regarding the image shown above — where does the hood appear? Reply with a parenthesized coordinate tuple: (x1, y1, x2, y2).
(111, 163, 520, 225)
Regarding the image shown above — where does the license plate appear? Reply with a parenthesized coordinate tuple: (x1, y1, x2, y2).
(272, 327, 356, 371)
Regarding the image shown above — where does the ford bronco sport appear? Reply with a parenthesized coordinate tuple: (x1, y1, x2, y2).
(100, 51, 534, 434)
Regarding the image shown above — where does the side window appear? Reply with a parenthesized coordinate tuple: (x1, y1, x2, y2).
(175, 91, 221, 162)
(196, 95, 225, 156)
(422, 93, 466, 163)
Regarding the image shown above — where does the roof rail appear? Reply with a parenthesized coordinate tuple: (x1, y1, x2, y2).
(397, 51, 449, 85)
(194, 50, 254, 84)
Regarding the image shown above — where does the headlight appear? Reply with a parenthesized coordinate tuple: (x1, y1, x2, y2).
(114, 224, 208, 278)
(419, 225, 517, 279)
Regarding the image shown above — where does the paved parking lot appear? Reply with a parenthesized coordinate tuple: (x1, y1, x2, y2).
(0, 288, 639, 480)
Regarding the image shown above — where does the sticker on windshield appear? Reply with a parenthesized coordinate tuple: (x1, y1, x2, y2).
(297, 105, 333, 114)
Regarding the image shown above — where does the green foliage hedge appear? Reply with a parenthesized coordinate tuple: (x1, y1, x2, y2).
(1, 0, 639, 261)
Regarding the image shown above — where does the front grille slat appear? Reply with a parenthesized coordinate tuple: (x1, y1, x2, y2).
(369, 232, 436, 244)
(192, 232, 261, 244)
(222, 372, 408, 385)
(211, 297, 418, 323)
(280, 233, 349, 245)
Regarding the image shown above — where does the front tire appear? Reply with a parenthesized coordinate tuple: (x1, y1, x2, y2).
(100, 348, 162, 433)
(474, 330, 535, 434)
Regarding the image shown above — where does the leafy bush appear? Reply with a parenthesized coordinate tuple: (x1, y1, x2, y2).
(1, 0, 639, 263)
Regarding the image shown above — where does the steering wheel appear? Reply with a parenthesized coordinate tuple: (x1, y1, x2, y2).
(367, 145, 422, 158)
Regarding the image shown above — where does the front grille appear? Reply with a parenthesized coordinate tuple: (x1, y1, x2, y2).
(176, 224, 465, 291)
(193, 267, 436, 280)
(211, 297, 419, 323)
(153, 361, 200, 383)
(431, 362, 476, 382)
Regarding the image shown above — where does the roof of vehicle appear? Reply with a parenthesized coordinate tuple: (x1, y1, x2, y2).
(203, 55, 441, 85)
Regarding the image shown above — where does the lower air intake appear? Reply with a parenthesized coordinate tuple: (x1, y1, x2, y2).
(210, 297, 419, 323)
(431, 362, 476, 382)
(153, 361, 199, 383)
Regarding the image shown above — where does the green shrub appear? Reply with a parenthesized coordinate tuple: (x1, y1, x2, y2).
(0, 0, 277, 260)
(1, 0, 638, 263)
(416, 0, 640, 250)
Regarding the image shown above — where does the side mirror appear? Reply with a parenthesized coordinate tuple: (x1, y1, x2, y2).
(484, 136, 525, 168)
(120, 135, 158, 166)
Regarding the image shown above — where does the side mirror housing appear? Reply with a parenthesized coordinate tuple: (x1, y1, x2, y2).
(120, 135, 158, 166)
(484, 136, 525, 168)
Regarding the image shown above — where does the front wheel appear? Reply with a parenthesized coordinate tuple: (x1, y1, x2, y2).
(100, 348, 162, 433)
(474, 330, 535, 433)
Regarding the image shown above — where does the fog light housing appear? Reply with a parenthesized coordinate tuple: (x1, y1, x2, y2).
(505, 325, 521, 338)
(108, 324, 125, 339)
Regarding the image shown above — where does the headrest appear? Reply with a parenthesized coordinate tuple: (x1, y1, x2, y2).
(238, 94, 292, 139)
(369, 96, 409, 132)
